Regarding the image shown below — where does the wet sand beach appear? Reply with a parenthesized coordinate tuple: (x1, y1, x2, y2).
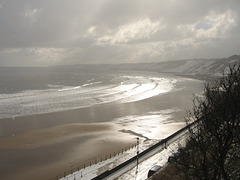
(0, 121, 136, 180)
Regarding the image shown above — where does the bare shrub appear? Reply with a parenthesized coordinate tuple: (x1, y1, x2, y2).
(175, 65, 240, 180)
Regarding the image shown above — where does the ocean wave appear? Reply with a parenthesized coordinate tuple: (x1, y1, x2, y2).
(0, 74, 177, 119)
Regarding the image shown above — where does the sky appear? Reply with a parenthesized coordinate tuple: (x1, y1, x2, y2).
(0, 0, 239, 67)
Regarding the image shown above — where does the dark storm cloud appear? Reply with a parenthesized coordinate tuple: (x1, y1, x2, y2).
(0, 0, 239, 66)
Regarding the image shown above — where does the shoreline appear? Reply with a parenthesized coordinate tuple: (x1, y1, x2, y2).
(0, 102, 126, 137)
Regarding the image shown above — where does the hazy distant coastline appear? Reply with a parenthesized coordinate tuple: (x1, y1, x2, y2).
(0, 55, 239, 94)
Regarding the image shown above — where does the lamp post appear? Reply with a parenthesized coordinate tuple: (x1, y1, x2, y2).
(136, 137, 139, 174)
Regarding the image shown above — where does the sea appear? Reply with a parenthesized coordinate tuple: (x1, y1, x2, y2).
(0, 65, 204, 139)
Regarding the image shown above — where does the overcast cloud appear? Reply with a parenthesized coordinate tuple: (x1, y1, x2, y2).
(0, 0, 239, 66)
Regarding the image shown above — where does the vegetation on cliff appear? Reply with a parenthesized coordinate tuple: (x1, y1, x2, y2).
(153, 64, 240, 180)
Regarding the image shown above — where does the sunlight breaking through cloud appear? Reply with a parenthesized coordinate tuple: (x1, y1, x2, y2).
(179, 10, 236, 39)
(97, 18, 164, 45)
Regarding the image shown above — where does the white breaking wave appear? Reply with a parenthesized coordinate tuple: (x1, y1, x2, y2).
(0, 74, 177, 119)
